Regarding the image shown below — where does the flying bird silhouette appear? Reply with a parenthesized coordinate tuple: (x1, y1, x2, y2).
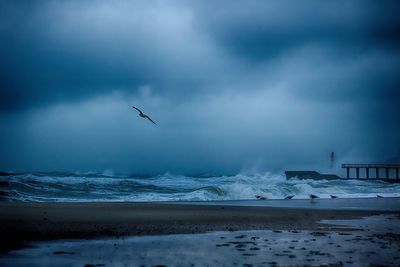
(132, 106, 156, 125)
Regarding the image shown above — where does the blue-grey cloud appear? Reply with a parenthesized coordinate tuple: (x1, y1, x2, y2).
(0, 0, 399, 174)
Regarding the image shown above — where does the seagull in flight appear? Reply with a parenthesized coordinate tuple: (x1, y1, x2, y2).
(132, 106, 156, 125)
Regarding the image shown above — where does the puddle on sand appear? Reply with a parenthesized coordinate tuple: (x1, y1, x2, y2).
(320, 214, 400, 233)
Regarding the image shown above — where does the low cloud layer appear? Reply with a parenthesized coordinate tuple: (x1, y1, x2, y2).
(1, 1, 399, 174)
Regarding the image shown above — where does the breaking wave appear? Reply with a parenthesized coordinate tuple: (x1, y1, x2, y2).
(0, 172, 399, 202)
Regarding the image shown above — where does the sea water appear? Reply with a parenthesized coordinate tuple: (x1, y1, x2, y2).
(1, 172, 399, 202)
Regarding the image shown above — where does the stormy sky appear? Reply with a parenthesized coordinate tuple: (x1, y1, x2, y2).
(1, 0, 399, 175)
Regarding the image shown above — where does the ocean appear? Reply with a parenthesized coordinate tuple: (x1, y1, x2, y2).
(1, 172, 399, 202)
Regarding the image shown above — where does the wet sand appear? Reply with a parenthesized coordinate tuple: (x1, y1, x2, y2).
(0, 201, 394, 252)
(1, 215, 399, 266)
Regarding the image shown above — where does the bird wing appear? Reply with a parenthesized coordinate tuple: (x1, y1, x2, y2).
(144, 115, 156, 124)
(132, 106, 144, 115)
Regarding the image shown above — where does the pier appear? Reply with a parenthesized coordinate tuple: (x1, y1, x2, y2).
(342, 164, 400, 181)
(285, 164, 400, 182)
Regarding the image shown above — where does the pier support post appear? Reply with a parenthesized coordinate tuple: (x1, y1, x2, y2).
(386, 168, 389, 179)
(397, 168, 399, 180)
(366, 168, 370, 179)
(356, 167, 360, 179)
(346, 168, 350, 179)
(376, 168, 379, 179)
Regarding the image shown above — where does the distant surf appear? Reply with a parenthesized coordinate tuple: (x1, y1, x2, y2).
(0, 172, 399, 202)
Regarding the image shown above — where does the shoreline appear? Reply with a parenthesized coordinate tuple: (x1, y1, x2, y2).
(0, 201, 397, 253)
(165, 196, 400, 211)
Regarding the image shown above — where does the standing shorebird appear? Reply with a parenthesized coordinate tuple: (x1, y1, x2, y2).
(132, 106, 156, 125)
(309, 194, 319, 199)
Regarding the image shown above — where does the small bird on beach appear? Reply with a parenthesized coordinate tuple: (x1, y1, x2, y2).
(285, 195, 294, 199)
(132, 106, 156, 125)
(377, 195, 383, 198)
(255, 195, 266, 200)
(309, 194, 319, 199)
(330, 195, 338, 199)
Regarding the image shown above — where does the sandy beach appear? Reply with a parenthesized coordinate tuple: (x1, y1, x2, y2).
(0, 201, 394, 252)
(0, 200, 400, 266)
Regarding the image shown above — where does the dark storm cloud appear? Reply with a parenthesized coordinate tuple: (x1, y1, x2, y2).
(191, 0, 400, 61)
(0, 0, 400, 174)
(0, 1, 226, 111)
(1, 0, 400, 110)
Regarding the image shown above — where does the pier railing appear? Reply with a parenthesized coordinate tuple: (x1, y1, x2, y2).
(341, 163, 400, 180)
